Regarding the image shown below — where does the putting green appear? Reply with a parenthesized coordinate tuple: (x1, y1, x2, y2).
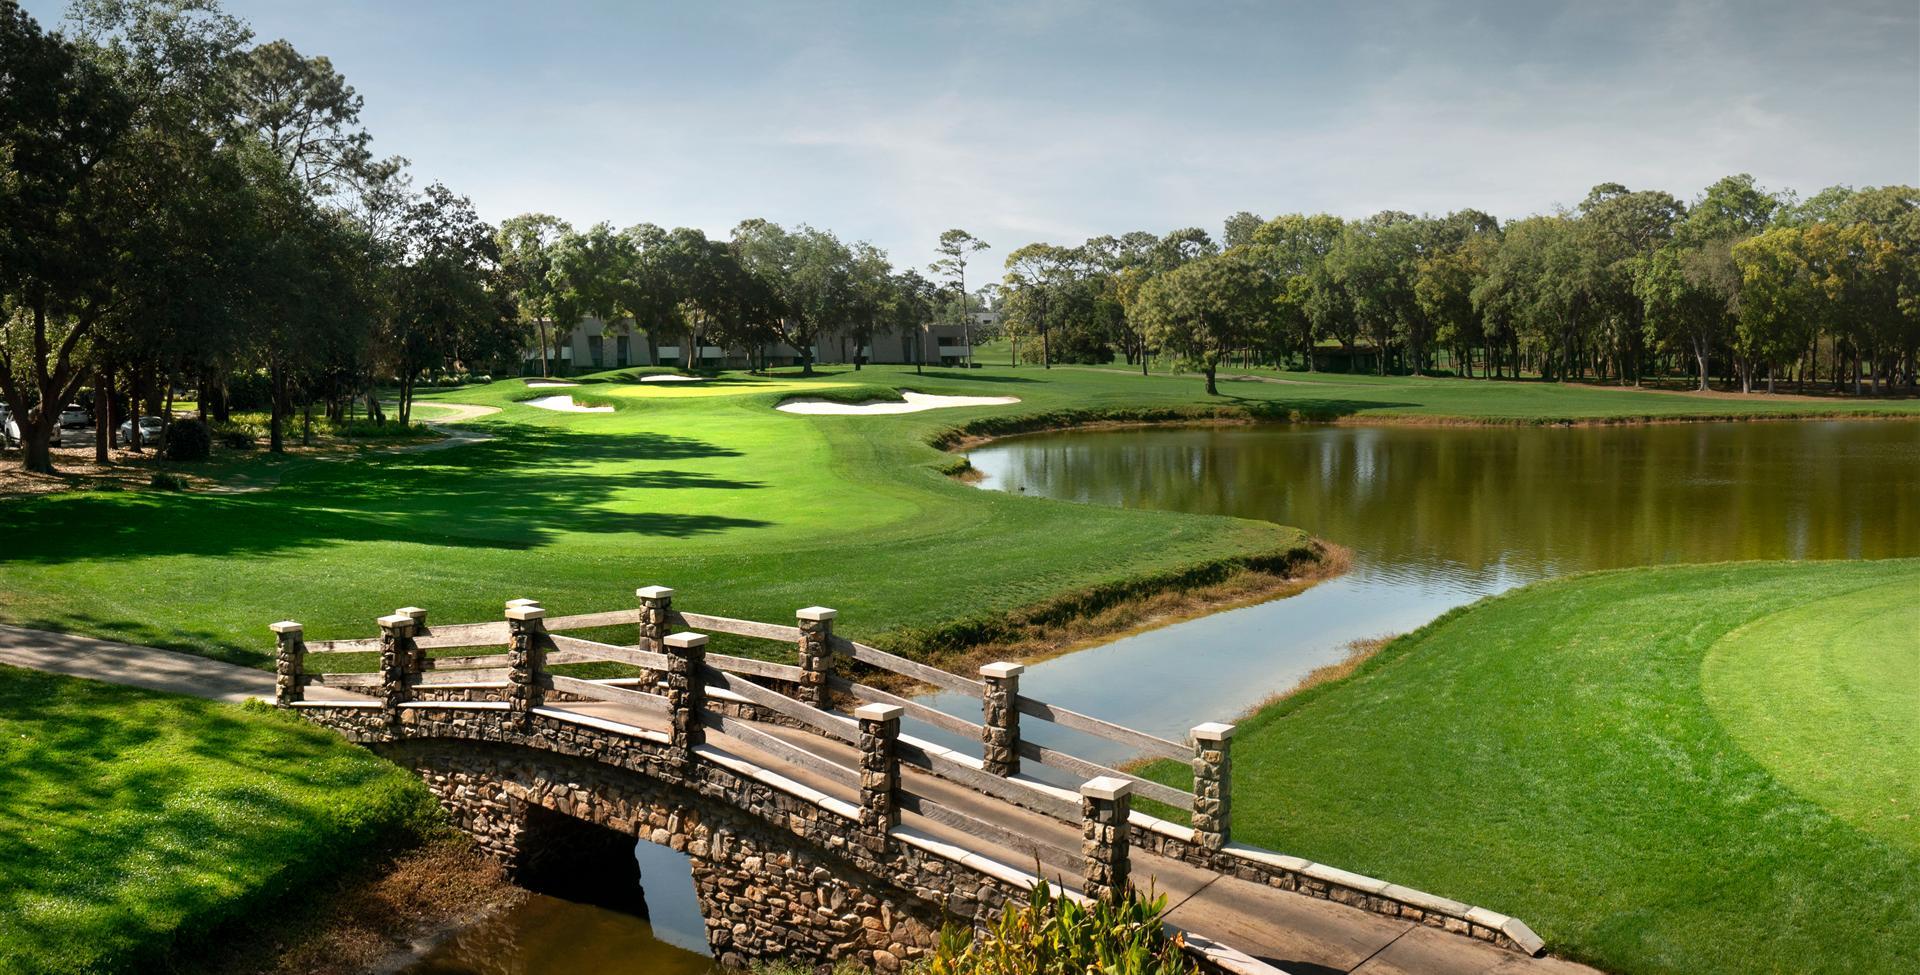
(1703, 579, 1920, 850)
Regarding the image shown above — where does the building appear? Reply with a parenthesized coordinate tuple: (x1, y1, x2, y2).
(524, 316, 979, 374)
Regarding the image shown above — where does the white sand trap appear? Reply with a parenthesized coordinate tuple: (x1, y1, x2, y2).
(640, 374, 705, 383)
(524, 394, 613, 413)
(526, 380, 578, 388)
(777, 391, 1020, 415)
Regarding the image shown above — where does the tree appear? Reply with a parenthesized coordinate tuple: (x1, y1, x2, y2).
(1731, 227, 1817, 393)
(1222, 211, 1264, 249)
(929, 229, 989, 368)
(1002, 243, 1074, 369)
(0, 2, 134, 473)
(732, 220, 853, 375)
(1578, 184, 1683, 385)
(496, 213, 571, 376)
(842, 241, 894, 369)
(1132, 248, 1271, 395)
(388, 183, 500, 423)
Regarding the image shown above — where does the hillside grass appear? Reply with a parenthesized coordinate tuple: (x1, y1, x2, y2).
(0, 665, 437, 974)
(3, 364, 1914, 666)
(1144, 559, 1920, 975)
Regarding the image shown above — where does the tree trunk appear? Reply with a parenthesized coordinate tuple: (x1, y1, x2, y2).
(1204, 362, 1218, 396)
(269, 364, 286, 454)
(94, 366, 110, 464)
(537, 320, 553, 378)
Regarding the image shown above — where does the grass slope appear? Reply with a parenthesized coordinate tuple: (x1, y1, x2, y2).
(0, 665, 436, 974)
(1152, 560, 1920, 975)
(3, 364, 1913, 665)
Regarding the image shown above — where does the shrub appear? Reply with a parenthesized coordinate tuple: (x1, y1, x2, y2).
(211, 420, 260, 449)
(926, 881, 1197, 975)
(161, 419, 212, 461)
(148, 472, 189, 491)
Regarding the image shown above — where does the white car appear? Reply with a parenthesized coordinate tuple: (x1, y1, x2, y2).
(59, 404, 91, 429)
(2, 412, 63, 447)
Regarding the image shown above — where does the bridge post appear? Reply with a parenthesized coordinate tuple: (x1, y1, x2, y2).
(396, 607, 429, 676)
(271, 621, 306, 706)
(378, 613, 418, 723)
(979, 662, 1025, 777)
(664, 631, 708, 766)
(636, 586, 674, 652)
(795, 606, 836, 708)
(506, 604, 549, 724)
(1080, 776, 1133, 901)
(1191, 722, 1236, 851)
(856, 703, 903, 851)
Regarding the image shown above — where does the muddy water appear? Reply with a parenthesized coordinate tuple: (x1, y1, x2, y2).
(941, 420, 1920, 764)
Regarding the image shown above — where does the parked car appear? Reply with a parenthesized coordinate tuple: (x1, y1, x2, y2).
(118, 416, 165, 444)
(59, 403, 91, 429)
(2, 411, 62, 447)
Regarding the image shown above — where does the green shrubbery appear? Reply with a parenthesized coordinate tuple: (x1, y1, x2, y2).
(927, 882, 1196, 975)
(160, 418, 211, 461)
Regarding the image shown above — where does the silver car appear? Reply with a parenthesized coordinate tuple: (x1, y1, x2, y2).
(118, 416, 165, 445)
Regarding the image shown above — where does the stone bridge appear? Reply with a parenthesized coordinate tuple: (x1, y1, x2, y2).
(272, 589, 1593, 975)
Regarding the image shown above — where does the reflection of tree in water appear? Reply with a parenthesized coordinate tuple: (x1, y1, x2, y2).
(978, 422, 1920, 588)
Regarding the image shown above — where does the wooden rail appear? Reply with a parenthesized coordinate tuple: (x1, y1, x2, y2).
(275, 586, 1228, 866)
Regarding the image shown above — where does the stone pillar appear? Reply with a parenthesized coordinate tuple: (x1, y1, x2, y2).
(636, 586, 674, 652)
(856, 703, 903, 851)
(377, 612, 417, 721)
(271, 620, 306, 706)
(506, 604, 549, 725)
(664, 631, 708, 766)
(1080, 776, 1134, 901)
(979, 661, 1025, 777)
(796, 606, 836, 709)
(1190, 722, 1236, 851)
(396, 606, 429, 675)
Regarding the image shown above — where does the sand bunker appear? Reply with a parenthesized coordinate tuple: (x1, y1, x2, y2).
(776, 391, 1020, 415)
(526, 380, 578, 388)
(524, 394, 614, 413)
(640, 374, 705, 383)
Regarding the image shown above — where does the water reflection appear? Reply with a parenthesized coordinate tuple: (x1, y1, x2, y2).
(951, 420, 1920, 759)
(404, 841, 713, 975)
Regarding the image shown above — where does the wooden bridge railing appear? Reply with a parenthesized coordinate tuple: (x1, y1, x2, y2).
(271, 585, 1239, 896)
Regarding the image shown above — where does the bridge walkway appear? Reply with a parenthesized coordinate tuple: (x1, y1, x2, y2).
(562, 699, 1596, 975)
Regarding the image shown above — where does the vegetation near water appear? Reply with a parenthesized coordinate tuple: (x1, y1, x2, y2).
(1146, 559, 1920, 975)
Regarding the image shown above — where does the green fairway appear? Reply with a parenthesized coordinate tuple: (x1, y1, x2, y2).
(0, 666, 435, 974)
(3, 364, 1913, 666)
(1150, 560, 1920, 975)
(1702, 581, 1919, 852)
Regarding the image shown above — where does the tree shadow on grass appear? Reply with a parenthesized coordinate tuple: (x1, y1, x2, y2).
(0, 666, 425, 972)
(0, 425, 773, 565)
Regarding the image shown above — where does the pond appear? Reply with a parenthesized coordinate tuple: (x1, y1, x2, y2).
(943, 419, 1920, 763)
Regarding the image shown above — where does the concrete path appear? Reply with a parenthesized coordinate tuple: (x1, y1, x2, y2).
(0, 624, 356, 703)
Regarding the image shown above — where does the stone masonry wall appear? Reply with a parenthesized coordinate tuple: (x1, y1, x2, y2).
(303, 704, 1040, 969)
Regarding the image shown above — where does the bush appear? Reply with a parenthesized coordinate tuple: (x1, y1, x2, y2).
(210, 420, 260, 450)
(161, 419, 212, 461)
(148, 472, 189, 491)
(926, 881, 1197, 975)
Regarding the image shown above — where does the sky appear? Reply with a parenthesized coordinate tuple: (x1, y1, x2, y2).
(24, 0, 1920, 271)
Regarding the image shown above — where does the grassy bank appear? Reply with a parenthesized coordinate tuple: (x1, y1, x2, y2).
(1144, 559, 1920, 975)
(0, 666, 438, 974)
(3, 364, 1914, 667)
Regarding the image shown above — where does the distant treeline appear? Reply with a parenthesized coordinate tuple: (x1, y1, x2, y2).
(992, 180, 1919, 396)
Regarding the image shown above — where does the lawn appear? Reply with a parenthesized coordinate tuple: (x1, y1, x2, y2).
(0, 665, 436, 974)
(2, 364, 1913, 667)
(1145, 559, 1920, 975)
